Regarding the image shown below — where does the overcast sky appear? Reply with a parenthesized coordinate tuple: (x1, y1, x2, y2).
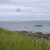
(0, 0, 50, 21)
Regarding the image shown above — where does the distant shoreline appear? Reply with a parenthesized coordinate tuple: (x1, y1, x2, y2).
(0, 20, 50, 22)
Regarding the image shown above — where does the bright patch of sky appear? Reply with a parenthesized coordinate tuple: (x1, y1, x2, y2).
(0, 0, 50, 21)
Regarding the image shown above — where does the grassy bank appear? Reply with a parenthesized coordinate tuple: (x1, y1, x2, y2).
(0, 28, 50, 50)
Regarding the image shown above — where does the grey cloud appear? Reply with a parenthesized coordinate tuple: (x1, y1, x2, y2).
(0, 0, 50, 20)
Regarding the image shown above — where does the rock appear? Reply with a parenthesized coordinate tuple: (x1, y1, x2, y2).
(34, 25, 43, 27)
(35, 32, 44, 35)
(43, 34, 49, 40)
(20, 31, 28, 33)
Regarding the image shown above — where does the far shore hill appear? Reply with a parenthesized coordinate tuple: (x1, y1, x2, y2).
(0, 20, 50, 22)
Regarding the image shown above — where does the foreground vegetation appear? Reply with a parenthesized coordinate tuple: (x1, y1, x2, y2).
(0, 28, 50, 50)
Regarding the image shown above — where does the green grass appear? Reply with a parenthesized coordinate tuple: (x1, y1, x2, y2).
(0, 28, 50, 50)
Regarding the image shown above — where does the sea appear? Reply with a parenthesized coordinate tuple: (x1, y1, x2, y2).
(0, 21, 50, 34)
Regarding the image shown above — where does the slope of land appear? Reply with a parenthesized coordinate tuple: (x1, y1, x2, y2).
(0, 28, 50, 50)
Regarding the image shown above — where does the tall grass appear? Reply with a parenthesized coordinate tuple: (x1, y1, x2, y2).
(0, 28, 50, 50)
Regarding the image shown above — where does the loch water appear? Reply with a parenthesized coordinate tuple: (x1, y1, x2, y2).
(0, 21, 50, 34)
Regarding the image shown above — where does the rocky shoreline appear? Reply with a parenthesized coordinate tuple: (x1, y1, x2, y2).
(16, 31, 50, 40)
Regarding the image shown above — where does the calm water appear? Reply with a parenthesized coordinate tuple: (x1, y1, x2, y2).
(0, 21, 50, 34)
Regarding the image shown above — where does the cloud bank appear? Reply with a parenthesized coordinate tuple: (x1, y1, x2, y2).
(0, 0, 50, 20)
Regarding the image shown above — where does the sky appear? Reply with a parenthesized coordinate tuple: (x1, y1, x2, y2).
(0, 0, 50, 21)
